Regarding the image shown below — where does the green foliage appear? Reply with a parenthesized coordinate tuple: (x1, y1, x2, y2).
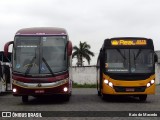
(72, 41, 94, 66)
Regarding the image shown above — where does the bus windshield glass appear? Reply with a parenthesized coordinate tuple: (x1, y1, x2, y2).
(13, 36, 67, 75)
(105, 49, 154, 73)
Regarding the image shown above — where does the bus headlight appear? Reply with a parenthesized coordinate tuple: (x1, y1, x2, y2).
(104, 79, 109, 84)
(147, 80, 155, 88)
(104, 79, 113, 88)
(13, 88, 17, 93)
(109, 82, 113, 88)
(63, 87, 68, 92)
(147, 83, 151, 88)
(151, 80, 155, 84)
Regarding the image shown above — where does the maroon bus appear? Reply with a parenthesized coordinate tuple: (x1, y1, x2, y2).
(4, 27, 72, 102)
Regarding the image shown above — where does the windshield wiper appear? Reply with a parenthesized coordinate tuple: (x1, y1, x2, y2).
(135, 49, 142, 60)
(132, 49, 143, 68)
(25, 56, 36, 76)
(42, 57, 55, 77)
(116, 49, 126, 60)
(133, 52, 137, 68)
(25, 49, 36, 76)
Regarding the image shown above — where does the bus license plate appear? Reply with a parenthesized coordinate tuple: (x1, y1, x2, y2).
(35, 90, 44, 93)
(126, 88, 134, 92)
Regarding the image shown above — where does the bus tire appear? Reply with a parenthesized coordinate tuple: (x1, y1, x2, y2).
(101, 94, 107, 100)
(63, 95, 70, 101)
(139, 95, 147, 102)
(69, 92, 72, 96)
(102, 94, 112, 100)
(97, 80, 101, 96)
(22, 96, 29, 103)
(98, 90, 101, 96)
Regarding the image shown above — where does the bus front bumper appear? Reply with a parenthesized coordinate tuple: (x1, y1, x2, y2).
(12, 82, 71, 96)
(102, 84, 155, 95)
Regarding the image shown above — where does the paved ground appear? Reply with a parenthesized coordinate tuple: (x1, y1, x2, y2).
(0, 86, 160, 120)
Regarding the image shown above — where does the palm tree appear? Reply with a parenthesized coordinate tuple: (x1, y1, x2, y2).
(72, 41, 94, 66)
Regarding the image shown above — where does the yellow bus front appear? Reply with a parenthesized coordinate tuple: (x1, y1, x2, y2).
(102, 74, 155, 95)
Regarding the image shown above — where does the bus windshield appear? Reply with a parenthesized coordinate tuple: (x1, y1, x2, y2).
(13, 36, 67, 75)
(105, 49, 154, 73)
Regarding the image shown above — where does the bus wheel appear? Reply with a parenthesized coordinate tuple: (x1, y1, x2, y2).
(69, 91, 72, 96)
(98, 90, 101, 96)
(101, 94, 107, 100)
(63, 95, 70, 101)
(139, 95, 147, 102)
(22, 96, 29, 103)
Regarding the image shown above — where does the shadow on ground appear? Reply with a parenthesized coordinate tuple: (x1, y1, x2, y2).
(21, 95, 70, 105)
(101, 95, 151, 103)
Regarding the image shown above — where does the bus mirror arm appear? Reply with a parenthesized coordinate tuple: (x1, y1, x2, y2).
(67, 41, 72, 56)
(4, 41, 14, 57)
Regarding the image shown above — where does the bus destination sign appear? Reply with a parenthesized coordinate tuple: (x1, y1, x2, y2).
(111, 40, 147, 46)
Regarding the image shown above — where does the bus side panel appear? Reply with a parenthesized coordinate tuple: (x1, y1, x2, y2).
(69, 56, 72, 94)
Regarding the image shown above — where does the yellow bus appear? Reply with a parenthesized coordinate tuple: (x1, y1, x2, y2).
(97, 37, 157, 101)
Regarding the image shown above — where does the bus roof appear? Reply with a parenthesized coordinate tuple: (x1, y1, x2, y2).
(102, 37, 154, 50)
(15, 27, 68, 36)
(109, 37, 151, 40)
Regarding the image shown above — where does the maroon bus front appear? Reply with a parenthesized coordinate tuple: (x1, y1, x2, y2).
(4, 27, 72, 102)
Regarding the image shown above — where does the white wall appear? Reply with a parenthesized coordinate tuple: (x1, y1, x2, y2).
(72, 65, 160, 84)
(72, 66, 96, 84)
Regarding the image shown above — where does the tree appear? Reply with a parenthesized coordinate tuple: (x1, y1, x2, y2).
(72, 41, 94, 66)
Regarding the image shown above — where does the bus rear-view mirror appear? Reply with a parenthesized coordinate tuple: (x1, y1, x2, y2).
(67, 41, 72, 56)
(4, 41, 13, 57)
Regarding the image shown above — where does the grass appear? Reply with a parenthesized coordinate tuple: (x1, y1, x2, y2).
(72, 82, 96, 88)
(72, 82, 160, 88)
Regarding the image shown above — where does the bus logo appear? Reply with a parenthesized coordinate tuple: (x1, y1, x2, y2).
(111, 40, 119, 45)
(37, 83, 42, 87)
(111, 40, 147, 46)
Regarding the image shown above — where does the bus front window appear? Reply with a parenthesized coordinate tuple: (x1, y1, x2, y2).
(13, 36, 68, 75)
(41, 36, 67, 74)
(13, 36, 39, 74)
(105, 49, 154, 73)
(105, 49, 129, 73)
(130, 49, 154, 73)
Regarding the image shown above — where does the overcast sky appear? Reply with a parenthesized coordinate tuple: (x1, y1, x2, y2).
(1, 0, 160, 65)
